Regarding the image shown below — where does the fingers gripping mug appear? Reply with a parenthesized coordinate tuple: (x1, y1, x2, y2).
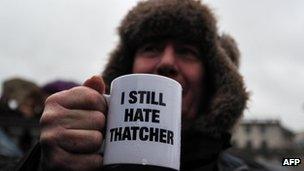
(103, 74, 182, 171)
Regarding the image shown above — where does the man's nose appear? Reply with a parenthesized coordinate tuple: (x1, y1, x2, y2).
(156, 45, 178, 77)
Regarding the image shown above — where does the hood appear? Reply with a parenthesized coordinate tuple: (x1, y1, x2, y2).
(102, 0, 248, 140)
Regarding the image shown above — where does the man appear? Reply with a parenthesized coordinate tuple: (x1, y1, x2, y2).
(17, 0, 253, 170)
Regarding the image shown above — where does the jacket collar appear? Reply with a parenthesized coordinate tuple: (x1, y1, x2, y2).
(181, 130, 231, 170)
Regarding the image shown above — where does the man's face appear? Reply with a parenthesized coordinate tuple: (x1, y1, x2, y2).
(132, 40, 205, 120)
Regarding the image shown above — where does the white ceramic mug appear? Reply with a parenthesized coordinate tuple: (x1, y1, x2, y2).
(103, 74, 182, 170)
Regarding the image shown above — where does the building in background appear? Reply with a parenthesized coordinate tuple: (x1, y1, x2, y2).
(295, 132, 304, 149)
(230, 119, 304, 170)
(232, 119, 294, 150)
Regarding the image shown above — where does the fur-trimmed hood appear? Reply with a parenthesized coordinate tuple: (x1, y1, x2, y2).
(102, 0, 248, 140)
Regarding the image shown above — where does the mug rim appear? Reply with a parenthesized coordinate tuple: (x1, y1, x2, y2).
(111, 74, 182, 89)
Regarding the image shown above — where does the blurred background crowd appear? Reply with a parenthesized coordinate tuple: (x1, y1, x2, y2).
(0, 77, 79, 165)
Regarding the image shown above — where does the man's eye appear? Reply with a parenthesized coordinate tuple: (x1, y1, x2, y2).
(141, 45, 161, 53)
(176, 48, 199, 61)
(136, 44, 162, 58)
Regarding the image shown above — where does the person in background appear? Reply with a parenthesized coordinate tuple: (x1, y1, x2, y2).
(16, 0, 273, 170)
(42, 80, 80, 96)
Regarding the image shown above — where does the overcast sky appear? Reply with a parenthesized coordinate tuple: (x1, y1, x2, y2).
(0, 0, 303, 132)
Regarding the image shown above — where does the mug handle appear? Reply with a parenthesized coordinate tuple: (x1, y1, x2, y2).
(99, 94, 110, 155)
(103, 94, 110, 107)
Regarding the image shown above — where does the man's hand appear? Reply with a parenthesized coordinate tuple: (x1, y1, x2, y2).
(40, 76, 107, 170)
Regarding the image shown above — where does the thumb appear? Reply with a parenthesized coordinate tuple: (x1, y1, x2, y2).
(83, 75, 106, 94)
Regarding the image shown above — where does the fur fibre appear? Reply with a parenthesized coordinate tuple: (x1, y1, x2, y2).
(219, 34, 241, 68)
